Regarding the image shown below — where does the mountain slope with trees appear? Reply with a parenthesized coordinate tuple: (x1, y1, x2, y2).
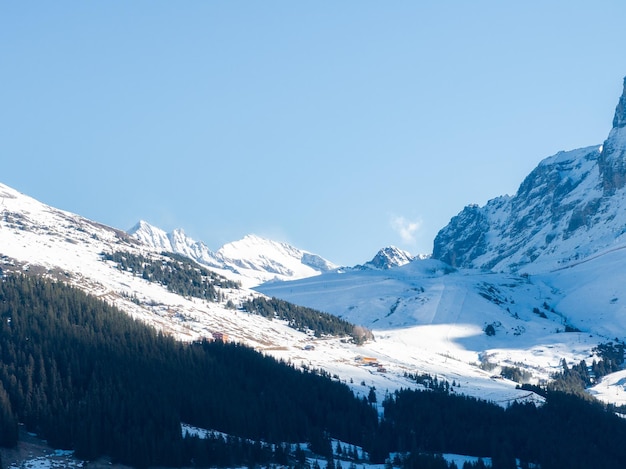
(1, 273, 626, 469)
(0, 273, 378, 468)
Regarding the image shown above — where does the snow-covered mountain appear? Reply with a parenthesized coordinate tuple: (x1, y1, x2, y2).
(4, 77, 626, 414)
(432, 77, 626, 274)
(0, 183, 254, 343)
(258, 257, 588, 390)
(258, 76, 626, 407)
(128, 220, 337, 287)
(128, 223, 424, 283)
(355, 246, 417, 270)
(0, 181, 549, 407)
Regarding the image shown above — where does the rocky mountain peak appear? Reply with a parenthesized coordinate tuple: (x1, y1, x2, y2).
(366, 246, 415, 270)
(432, 77, 626, 273)
(128, 220, 172, 251)
(432, 204, 489, 268)
(612, 76, 626, 129)
(128, 222, 337, 286)
(599, 76, 626, 193)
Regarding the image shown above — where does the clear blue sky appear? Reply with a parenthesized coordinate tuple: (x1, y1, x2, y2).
(2, 2, 625, 266)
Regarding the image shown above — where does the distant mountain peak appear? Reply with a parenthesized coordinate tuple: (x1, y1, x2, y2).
(128, 223, 337, 286)
(365, 246, 415, 270)
(346, 246, 417, 271)
(128, 220, 173, 252)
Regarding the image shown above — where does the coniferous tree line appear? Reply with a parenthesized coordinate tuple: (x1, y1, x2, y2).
(517, 341, 626, 399)
(0, 274, 377, 468)
(240, 296, 372, 343)
(101, 250, 240, 301)
(379, 387, 626, 469)
(403, 372, 458, 393)
(397, 452, 458, 469)
(181, 432, 294, 468)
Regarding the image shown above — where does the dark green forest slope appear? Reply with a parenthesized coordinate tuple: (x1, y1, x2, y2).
(381, 386, 626, 469)
(240, 296, 372, 343)
(0, 274, 378, 468)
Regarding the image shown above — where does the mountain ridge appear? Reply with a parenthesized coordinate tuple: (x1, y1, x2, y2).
(128, 221, 338, 287)
(128, 221, 419, 286)
(0, 178, 548, 409)
(4, 78, 626, 419)
(258, 76, 626, 408)
(432, 78, 626, 273)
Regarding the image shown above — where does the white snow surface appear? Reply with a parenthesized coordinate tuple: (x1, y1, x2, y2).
(2, 177, 626, 409)
(0, 182, 544, 406)
(258, 252, 626, 406)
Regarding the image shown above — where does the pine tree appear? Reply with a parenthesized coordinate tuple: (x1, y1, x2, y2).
(368, 387, 377, 404)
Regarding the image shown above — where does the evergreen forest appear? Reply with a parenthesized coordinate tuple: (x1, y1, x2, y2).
(0, 273, 625, 468)
(0, 274, 377, 468)
(240, 296, 372, 342)
(101, 250, 240, 301)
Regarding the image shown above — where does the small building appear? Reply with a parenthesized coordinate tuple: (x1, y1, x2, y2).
(212, 331, 229, 342)
(355, 356, 378, 366)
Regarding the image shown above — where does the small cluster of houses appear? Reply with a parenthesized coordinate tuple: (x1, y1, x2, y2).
(355, 356, 386, 373)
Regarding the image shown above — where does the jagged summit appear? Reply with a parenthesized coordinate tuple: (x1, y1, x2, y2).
(128, 221, 222, 268)
(361, 246, 415, 270)
(612, 76, 626, 129)
(599, 76, 626, 193)
(128, 220, 173, 251)
(128, 221, 337, 286)
(433, 77, 626, 273)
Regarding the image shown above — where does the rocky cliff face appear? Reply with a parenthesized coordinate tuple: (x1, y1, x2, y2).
(599, 77, 626, 193)
(432, 204, 490, 268)
(433, 78, 626, 273)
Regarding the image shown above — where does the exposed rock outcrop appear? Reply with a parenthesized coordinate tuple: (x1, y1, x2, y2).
(433, 78, 626, 273)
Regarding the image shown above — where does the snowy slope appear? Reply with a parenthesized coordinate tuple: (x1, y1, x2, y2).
(0, 183, 284, 347)
(0, 182, 547, 406)
(259, 78, 626, 406)
(3, 80, 626, 410)
(257, 257, 609, 402)
(129, 221, 337, 287)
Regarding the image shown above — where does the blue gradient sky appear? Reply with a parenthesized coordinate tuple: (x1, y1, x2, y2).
(2, 2, 625, 265)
